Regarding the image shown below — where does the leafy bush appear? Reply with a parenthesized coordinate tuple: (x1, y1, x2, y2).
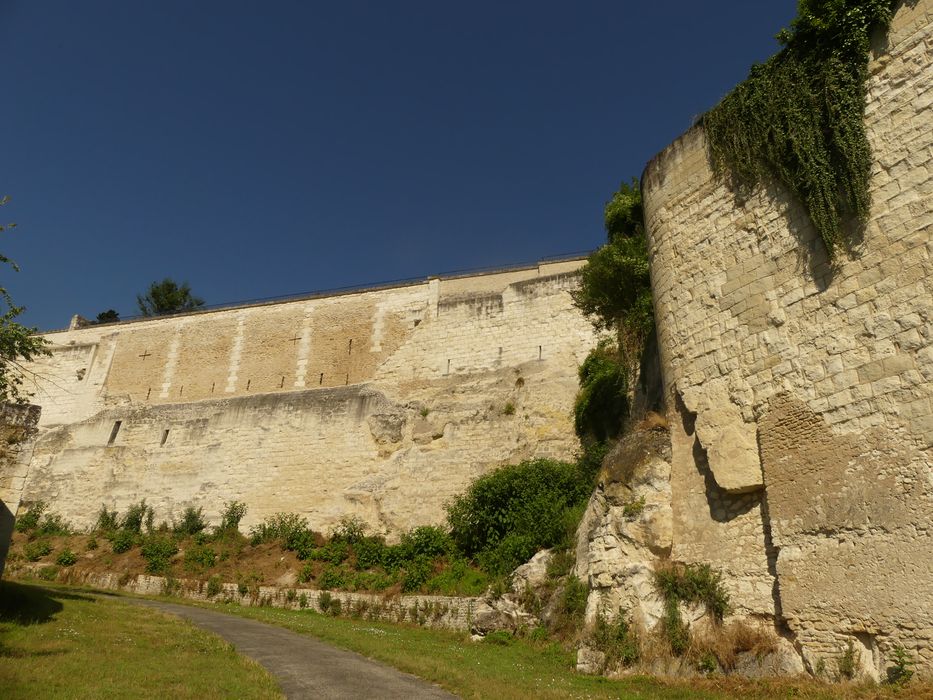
(184, 544, 217, 571)
(574, 344, 629, 442)
(174, 506, 207, 537)
(217, 501, 247, 534)
(401, 556, 432, 593)
(654, 562, 730, 656)
(298, 562, 314, 584)
(484, 630, 513, 646)
(318, 591, 333, 613)
(35, 512, 71, 537)
(15, 501, 45, 533)
(307, 540, 349, 566)
(446, 458, 595, 574)
(249, 512, 315, 552)
(591, 608, 640, 669)
(353, 536, 386, 570)
(330, 516, 366, 544)
(110, 529, 136, 554)
(399, 526, 453, 560)
(205, 575, 223, 598)
(120, 500, 152, 534)
(23, 540, 52, 562)
(298, 593, 308, 609)
(95, 505, 119, 532)
(55, 549, 78, 566)
(37, 565, 59, 581)
(654, 562, 729, 622)
(886, 645, 914, 686)
(140, 535, 178, 574)
(318, 565, 346, 591)
(85, 537, 98, 551)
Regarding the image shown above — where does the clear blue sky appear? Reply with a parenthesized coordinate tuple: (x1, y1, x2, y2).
(3, 1, 795, 329)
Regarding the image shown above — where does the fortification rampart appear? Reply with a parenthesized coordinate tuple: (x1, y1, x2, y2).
(18, 258, 597, 535)
(642, 0, 933, 676)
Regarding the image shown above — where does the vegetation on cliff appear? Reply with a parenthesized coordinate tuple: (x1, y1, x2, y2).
(572, 179, 653, 443)
(703, 0, 901, 256)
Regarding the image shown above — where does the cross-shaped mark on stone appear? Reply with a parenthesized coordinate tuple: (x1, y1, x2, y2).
(139, 350, 152, 360)
(289, 335, 302, 344)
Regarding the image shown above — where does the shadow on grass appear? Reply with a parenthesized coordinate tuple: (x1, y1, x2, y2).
(0, 580, 96, 625)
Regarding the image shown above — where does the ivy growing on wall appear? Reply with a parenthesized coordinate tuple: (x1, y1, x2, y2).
(703, 0, 900, 256)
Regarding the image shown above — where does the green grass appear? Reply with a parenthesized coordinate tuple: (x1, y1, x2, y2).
(0, 580, 282, 699)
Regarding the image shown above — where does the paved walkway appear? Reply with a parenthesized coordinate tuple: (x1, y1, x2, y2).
(131, 599, 458, 700)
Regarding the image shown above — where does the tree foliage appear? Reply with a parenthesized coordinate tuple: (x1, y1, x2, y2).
(571, 180, 653, 442)
(0, 196, 50, 404)
(95, 309, 120, 324)
(137, 278, 205, 317)
(703, 0, 898, 256)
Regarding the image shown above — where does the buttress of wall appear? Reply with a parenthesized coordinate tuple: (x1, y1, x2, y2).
(643, 0, 933, 674)
(19, 261, 598, 537)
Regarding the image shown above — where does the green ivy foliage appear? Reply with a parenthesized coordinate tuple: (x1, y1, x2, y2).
(573, 344, 629, 442)
(703, 0, 899, 256)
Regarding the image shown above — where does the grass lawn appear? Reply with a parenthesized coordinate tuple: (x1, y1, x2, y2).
(164, 595, 930, 700)
(0, 580, 282, 699)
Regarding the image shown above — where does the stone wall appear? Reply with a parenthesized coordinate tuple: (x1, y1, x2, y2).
(641, 0, 933, 677)
(18, 259, 597, 536)
(0, 403, 41, 578)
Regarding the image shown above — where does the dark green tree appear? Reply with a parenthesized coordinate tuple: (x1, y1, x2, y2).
(95, 309, 120, 324)
(0, 196, 51, 403)
(137, 279, 205, 317)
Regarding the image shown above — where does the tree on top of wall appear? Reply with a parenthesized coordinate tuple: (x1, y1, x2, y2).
(0, 196, 51, 404)
(136, 279, 205, 317)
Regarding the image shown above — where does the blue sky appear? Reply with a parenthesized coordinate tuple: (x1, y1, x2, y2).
(3, 1, 795, 329)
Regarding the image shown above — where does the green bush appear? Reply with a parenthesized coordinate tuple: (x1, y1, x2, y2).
(400, 526, 453, 559)
(249, 512, 310, 547)
(318, 591, 333, 613)
(110, 529, 136, 554)
(15, 501, 45, 533)
(23, 540, 53, 562)
(120, 500, 152, 534)
(37, 565, 59, 581)
(592, 609, 639, 668)
(318, 565, 346, 591)
(886, 645, 914, 685)
(654, 562, 730, 656)
(298, 562, 314, 584)
(205, 575, 223, 598)
(330, 516, 367, 544)
(216, 501, 247, 535)
(446, 458, 595, 574)
(353, 536, 386, 570)
(298, 593, 308, 609)
(140, 535, 178, 574)
(95, 505, 119, 532)
(401, 556, 432, 593)
(308, 540, 349, 566)
(56, 549, 78, 566)
(35, 512, 71, 537)
(184, 544, 217, 571)
(174, 506, 207, 537)
(574, 344, 629, 442)
(85, 537, 98, 551)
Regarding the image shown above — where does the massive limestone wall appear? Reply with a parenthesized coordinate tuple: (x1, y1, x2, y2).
(642, 0, 933, 677)
(19, 259, 597, 536)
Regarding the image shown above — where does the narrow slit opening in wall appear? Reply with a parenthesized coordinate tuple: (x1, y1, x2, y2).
(348, 339, 353, 355)
(146, 388, 151, 400)
(345, 372, 349, 385)
(446, 359, 450, 375)
(280, 376, 285, 388)
(211, 382, 215, 394)
(319, 373, 324, 385)
(179, 385, 183, 397)
(160, 429, 169, 446)
(246, 379, 251, 390)
(107, 421, 122, 446)
(538, 345, 542, 360)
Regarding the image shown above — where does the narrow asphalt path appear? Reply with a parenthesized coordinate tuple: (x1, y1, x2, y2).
(129, 599, 458, 700)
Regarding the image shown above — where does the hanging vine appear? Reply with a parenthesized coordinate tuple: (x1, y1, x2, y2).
(703, 0, 900, 256)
